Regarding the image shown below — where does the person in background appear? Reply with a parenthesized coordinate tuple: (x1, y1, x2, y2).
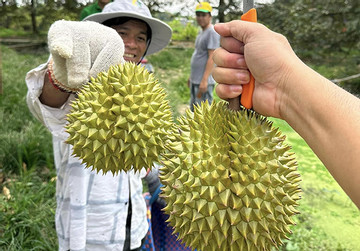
(80, 0, 111, 20)
(188, 2, 220, 111)
(140, 57, 154, 73)
(212, 20, 360, 209)
(25, 0, 172, 250)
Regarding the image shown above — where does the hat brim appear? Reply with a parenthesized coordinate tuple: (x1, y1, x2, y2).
(84, 11, 172, 55)
(196, 9, 211, 13)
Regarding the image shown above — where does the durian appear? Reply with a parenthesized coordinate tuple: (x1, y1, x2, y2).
(160, 101, 301, 251)
(66, 62, 173, 174)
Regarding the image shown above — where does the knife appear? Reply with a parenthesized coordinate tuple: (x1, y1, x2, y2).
(228, 0, 257, 110)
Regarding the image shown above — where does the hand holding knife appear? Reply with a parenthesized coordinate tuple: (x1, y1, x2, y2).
(228, 0, 257, 110)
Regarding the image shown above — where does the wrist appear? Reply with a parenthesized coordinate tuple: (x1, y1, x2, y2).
(47, 68, 72, 94)
(40, 70, 71, 108)
(48, 59, 77, 94)
(200, 79, 208, 87)
(276, 56, 306, 120)
(279, 58, 322, 126)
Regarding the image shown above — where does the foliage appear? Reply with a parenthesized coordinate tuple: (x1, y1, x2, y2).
(149, 46, 194, 70)
(0, 46, 52, 174)
(0, 168, 57, 250)
(0, 0, 82, 35)
(0, 1, 21, 29)
(270, 119, 359, 251)
(310, 54, 360, 96)
(144, 0, 245, 22)
(0, 28, 30, 37)
(167, 19, 198, 41)
(148, 46, 194, 118)
(0, 45, 57, 249)
(143, 0, 171, 14)
(35, 2, 80, 32)
(258, 0, 360, 59)
(256, 0, 360, 94)
(149, 0, 360, 93)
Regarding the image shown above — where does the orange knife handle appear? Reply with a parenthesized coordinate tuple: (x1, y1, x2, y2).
(240, 8, 257, 109)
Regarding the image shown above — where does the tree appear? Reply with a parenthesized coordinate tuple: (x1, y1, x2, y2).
(142, 0, 246, 22)
(30, 0, 38, 34)
(257, 0, 360, 57)
(0, 0, 18, 29)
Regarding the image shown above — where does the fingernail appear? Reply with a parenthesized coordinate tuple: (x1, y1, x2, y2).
(236, 72, 247, 81)
(229, 85, 242, 94)
(237, 58, 245, 66)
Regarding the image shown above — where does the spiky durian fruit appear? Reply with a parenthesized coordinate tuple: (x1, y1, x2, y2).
(160, 101, 301, 251)
(66, 62, 173, 174)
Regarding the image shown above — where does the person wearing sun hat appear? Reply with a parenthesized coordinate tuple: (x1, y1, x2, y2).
(84, 0, 172, 59)
(25, 0, 172, 250)
(188, 1, 220, 112)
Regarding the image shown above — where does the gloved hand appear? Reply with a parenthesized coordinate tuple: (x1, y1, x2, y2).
(47, 20, 125, 92)
(144, 164, 166, 208)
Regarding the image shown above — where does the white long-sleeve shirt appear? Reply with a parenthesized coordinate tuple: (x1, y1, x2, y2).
(25, 62, 148, 251)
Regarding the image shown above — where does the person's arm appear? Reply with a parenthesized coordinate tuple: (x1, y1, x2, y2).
(40, 20, 124, 108)
(212, 20, 360, 208)
(198, 49, 215, 94)
(280, 60, 360, 209)
(143, 165, 166, 207)
(39, 70, 70, 108)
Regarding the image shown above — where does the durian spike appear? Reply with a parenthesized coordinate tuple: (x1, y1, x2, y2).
(160, 100, 301, 251)
(65, 62, 173, 174)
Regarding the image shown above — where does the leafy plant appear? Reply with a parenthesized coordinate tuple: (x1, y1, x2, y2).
(0, 46, 52, 174)
(148, 47, 193, 118)
(0, 168, 57, 250)
(271, 118, 359, 250)
(0, 121, 53, 173)
(167, 19, 198, 41)
(258, 0, 360, 62)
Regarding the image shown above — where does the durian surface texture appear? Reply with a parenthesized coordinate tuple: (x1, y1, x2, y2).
(160, 101, 301, 251)
(66, 62, 173, 174)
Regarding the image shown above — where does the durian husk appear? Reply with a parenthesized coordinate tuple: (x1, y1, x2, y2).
(160, 101, 301, 251)
(66, 62, 173, 175)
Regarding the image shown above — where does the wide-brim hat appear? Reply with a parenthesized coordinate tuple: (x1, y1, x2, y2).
(84, 0, 172, 55)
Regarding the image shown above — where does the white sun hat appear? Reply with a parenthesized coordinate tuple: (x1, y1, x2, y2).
(84, 0, 172, 55)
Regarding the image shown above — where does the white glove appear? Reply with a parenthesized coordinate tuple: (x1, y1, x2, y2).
(47, 20, 125, 92)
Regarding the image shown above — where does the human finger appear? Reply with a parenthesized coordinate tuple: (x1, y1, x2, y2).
(212, 66, 250, 86)
(220, 36, 244, 54)
(213, 47, 247, 69)
(215, 83, 243, 100)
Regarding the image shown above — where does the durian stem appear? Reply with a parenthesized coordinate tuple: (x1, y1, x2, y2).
(228, 97, 241, 111)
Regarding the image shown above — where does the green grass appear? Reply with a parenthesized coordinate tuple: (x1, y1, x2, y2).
(0, 45, 58, 250)
(0, 169, 57, 250)
(148, 46, 193, 118)
(0, 44, 359, 250)
(0, 46, 52, 174)
(270, 118, 359, 250)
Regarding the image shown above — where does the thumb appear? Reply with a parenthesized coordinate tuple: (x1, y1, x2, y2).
(48, 20, 73, 58)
